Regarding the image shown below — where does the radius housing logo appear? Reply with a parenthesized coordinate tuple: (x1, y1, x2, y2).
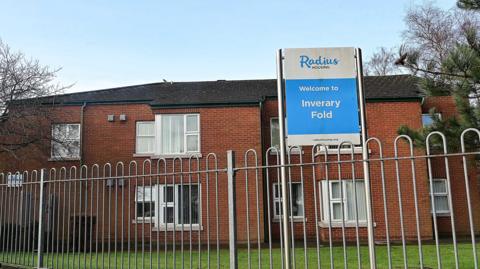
(299, 55, 340, 69)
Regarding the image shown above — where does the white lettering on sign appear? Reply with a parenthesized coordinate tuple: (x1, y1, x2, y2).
(301, 100, 341, 108)
(311, 111, 333, 119)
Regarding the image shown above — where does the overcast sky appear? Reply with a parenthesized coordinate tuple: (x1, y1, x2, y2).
(1, 0, 455, 93)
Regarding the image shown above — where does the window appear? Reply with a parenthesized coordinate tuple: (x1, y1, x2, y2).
(158, 184, 200, 226)
(422, 113, 442, 127)
(270, 118, 280, 149)
(7, 174, 23, 187)
(136, 121, 155, 154)
(270, 118, 300, 153)
(135, 115, 200, 156)
(134, 184, 200, 227)
(431, 179, 450, 214)
(272, 182, 304, 219)
(51, 124, 81, 159)
(321, 180, 367, 222)
(325, 144, 363, 154)
(136, 186, 156, 221)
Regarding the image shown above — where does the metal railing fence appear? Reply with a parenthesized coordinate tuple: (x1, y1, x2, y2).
(0, 129, 480, 268)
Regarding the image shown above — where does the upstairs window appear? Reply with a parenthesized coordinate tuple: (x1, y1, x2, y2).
(135, 114, 200, 156)
(270, 118, 280, 149)
(270, 118, 299, 153)
(422, 113, 442, 127)
(157, 114, 200, 155)
(51, 124, 81, 159)
(136, 121, 155, 154)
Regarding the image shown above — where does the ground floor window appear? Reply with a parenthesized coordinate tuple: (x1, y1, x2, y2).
(272, 182, 304, 219)
(430, 178, 450, 214)
(320, 180, 367, 223)
(135, 186, 156, 222)
(135, 184, 200, 227)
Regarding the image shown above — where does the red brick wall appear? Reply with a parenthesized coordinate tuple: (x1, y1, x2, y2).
(0, 103, 264, 244)
(423, 96, 480, 236)
(1, 95, 478, 245)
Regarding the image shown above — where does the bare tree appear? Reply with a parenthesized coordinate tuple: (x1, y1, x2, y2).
(395, 2, 480, 150)
(365, 47, 403, 76)
(397, 4, 480, 79)
(0, 39, 71, 158)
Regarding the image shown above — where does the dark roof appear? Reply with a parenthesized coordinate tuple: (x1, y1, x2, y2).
(38, 75, 421, 107)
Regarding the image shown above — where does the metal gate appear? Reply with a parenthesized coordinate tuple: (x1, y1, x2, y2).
(1, 129, 480, 268)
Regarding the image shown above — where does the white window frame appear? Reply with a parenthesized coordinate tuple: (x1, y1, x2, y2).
(51, 123, 81, 159)
(272, 182, 304, 220)
(135, 185, 156, 223)
(320, 180, 367, 224)
(155, 114, 200, 156)
(143, 183, 202, 230)
(136, 121, 156, 154)
(422, 113, 442, 127)
(430, 178, 450, 215)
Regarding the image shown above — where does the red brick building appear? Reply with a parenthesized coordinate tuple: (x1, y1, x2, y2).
(1, 74, 479, 244)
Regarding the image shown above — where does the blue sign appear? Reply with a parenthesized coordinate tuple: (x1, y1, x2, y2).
(284, 48, 361, 145)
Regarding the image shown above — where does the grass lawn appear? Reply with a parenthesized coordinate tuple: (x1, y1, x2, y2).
(0, 243, 478, 268)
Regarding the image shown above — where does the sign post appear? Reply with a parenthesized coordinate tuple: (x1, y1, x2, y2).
(276, 47, 375, 268)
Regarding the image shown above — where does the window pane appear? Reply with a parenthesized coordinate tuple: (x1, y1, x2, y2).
(291, 184, 304, 217)
(161, 115, 184, 154)
(52, 141, 80, 158)
(186, 115, 198, 132)
(433, 180, 447, 193)
(273, 184, 280, 199)
(67, 141, 80, 157)
(178, 185, 199, 224)
(186, 134, 199, 152)
(331, 182, 341, 199)
(422, 113, 441, 127)
(137, 122, 154, 136)
(346, 181, 367, 221)
(434, 196, 449, 212)
(137, 186, 153, 201)
(270, 119, 280, 149)
(137, 137, 154, 153)
(332, 203, 342, 220)
(164, 207, 174, 223)
(68, 124, 80, 139)
(164, 186, 174, 203)
(137, 202, 155, 218)
(52, 124, 66, 139)
(275, 201, 281, 216)
(52, 142, 66, 158)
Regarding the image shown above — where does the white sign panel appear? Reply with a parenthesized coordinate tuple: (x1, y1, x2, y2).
(283, 47, 361, 145)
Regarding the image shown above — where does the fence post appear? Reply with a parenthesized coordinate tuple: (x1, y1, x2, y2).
(227, 150, 238, 269)
(36, 169, 45, 269)
(356, 48, 376, 269)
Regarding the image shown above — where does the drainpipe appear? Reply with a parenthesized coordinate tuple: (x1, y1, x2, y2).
(259, 98, 269, 243)
(80, 102, 87, 166)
